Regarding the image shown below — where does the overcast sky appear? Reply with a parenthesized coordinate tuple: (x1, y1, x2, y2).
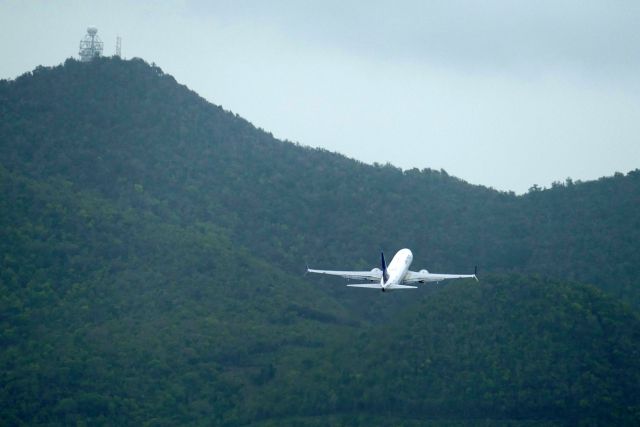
(1, 1, 639, 193)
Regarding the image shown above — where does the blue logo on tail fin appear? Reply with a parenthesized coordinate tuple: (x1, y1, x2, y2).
(381, 252, 389, 283)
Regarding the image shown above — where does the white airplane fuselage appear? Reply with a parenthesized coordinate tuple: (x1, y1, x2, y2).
(382, 248, 413, 290)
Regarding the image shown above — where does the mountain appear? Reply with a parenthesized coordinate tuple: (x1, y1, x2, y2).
(0, 164, 358, 425)
(254, 276, 640, 426)
(1, 57, 639, 425)
(2, 58, 639, 310)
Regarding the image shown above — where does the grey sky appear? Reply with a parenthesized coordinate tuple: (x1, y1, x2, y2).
(1, 1, 639, 193)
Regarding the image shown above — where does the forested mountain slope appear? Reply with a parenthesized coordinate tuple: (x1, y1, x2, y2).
(0, 167, 356, 425)
(1, 58, 639, 425)
(1, 58, 638, 307)
(252, 276, 640, 425)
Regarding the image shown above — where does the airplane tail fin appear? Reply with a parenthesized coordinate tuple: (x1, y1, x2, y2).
(381, 251, 389, 282)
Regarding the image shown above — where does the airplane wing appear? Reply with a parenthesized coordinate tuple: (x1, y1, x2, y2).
(307, 268, 382, 282)
(404, 270, 478, 284)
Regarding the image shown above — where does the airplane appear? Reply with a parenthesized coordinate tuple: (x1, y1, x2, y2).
(307, 248, 477, 292)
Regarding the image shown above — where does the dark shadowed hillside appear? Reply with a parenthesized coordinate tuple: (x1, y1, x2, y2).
(1, 58, 639, 425)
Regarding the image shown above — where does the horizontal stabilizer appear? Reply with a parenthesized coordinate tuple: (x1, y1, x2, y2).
(346, 283, 417, 290)
(347, 283, 383, 289)
(386, 284, 418, 289)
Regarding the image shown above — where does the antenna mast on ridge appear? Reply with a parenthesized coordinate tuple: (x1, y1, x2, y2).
(79, 27, 103, 62)
(115, 36, 122, 58)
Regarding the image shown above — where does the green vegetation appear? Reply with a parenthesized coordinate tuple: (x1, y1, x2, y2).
(1, 58, 639, 425)
(250, 277, 640, 425)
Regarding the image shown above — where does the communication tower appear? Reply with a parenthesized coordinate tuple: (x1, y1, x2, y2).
(79, 27, 104, 62)
(115, 36, 122, 58)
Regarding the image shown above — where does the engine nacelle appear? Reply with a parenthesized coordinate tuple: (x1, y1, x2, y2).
(420, 269, 429, 274)
(371, 268, 382, 274)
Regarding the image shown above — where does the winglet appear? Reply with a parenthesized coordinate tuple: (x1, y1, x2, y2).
(474, 265, 479, 281)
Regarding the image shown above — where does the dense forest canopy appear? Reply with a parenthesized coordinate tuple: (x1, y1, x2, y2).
(1, 58, 639, 425)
